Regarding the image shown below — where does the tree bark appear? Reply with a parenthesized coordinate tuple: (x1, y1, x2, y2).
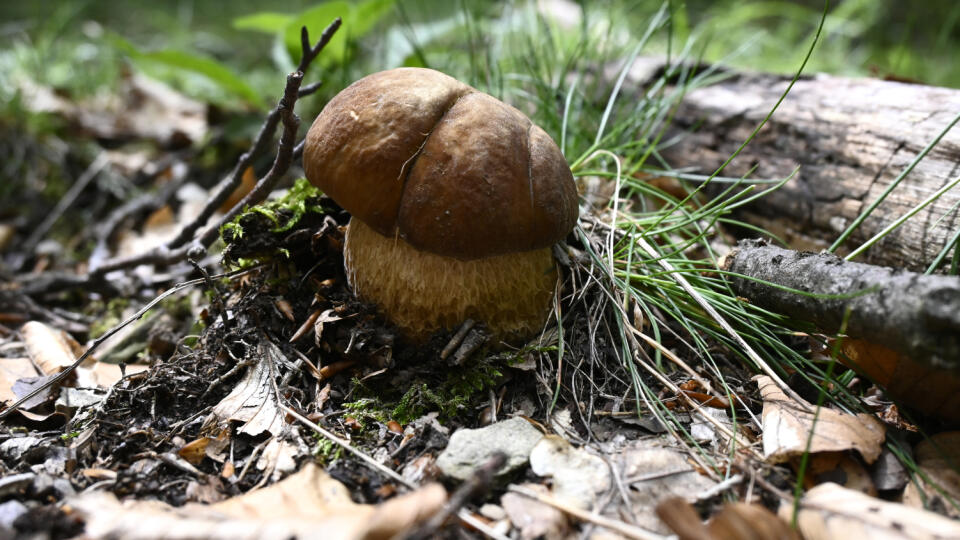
(663, 72, 960, 271)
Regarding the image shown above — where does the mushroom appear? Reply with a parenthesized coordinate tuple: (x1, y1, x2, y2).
(303, 67, 578, 339)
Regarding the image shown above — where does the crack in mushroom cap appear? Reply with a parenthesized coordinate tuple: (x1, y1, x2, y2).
(303, 67, 578, 260)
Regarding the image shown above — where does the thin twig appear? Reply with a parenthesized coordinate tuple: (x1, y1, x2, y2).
(21, 153, 109, 260)
(441, 319, 475, 360)
(695, 473, 744, 501)
(282, 404, 413, 488)
(297, 20, 342, 73)
(187, 246, 230, 329)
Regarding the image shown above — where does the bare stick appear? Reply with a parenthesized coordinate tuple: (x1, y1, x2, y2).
(84, 18, 342, 280)
(721, 239, 960, 372)
(282, 404, 412, 488)
(21, 153, 109, 260)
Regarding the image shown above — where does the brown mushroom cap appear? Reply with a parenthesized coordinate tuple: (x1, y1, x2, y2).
(303, 68, 578, 338)
(303, 67, 578, 260)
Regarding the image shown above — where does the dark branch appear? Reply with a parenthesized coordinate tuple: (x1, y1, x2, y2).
(298, 18, 342, 73)
(197, 71, 304, 247)
(298, 80, 324, 98)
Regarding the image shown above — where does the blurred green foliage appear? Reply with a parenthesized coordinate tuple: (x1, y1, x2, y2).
(674, 0, 960, 85)
(1, 0, 958, 129)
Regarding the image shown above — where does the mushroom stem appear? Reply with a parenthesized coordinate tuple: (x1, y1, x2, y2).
(343, 219, 557, 340)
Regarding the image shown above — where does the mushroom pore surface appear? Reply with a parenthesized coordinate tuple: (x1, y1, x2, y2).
(304, 67, 577, 338)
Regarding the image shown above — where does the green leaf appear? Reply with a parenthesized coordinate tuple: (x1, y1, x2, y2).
(284, 2, 351, 65)
(352, 0, 396, 37)
(139, 50, 263, 105)
(283, 0, 394, 66)
(112, 36, 263, 107)
(233, 12, 294, 33)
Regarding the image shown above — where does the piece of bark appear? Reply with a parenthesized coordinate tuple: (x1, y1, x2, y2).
(720, 239, 960, 372)
(664, 72, 960, 271)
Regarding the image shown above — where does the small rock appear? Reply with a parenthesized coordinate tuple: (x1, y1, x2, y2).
(480, 503, 507, 521)
(529, 435, 610, 510)
(871, 447, 909, 491)
(0, 473, 35, 498)
(436, 417, 543, 482)
(32, 473, 76, 499)
(0, 500, 27, 529)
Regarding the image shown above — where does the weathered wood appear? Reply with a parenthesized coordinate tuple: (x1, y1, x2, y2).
(663, 72, 960, 271)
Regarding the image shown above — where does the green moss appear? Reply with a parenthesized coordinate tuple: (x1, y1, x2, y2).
(342, 396, 387, 427)
(220, 178, 324, 239)
(390, 358, 504, 425)
(220, 178, 326, 267)
(312, 435, 343, 464)
(220, 221, 244, 240)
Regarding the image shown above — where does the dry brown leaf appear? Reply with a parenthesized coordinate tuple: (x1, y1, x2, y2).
(657, 496, 802, 540)
(782, 482, 960, 540)
(178, 437, 211, 466)
(0, 224, 14, 252)
(841, 338, 960, 422)
(902, 432, 960, 519)
(613, 437, 718, 534)
(69, 463, 446, 540)
(219, 166, 258, 213)
(313, 308, 343, 345)
(204, 341, 284, 437)
(21, 321, 80, 374)
(81, 469, 118, 481)
(255, 437, 299, 481)
(20, 71, 207, 145)
(756, 375, 885, 463)
(802, 452, 876, 495)
(82, 361, 149, 388)
(654, 496, 710, 540)
(0, 357, 40, 403)
(115, 183, 209, 262)
(709, 502, 801, 540)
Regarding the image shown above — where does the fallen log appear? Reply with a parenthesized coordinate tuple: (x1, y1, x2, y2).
(663, 72, 960, 271)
